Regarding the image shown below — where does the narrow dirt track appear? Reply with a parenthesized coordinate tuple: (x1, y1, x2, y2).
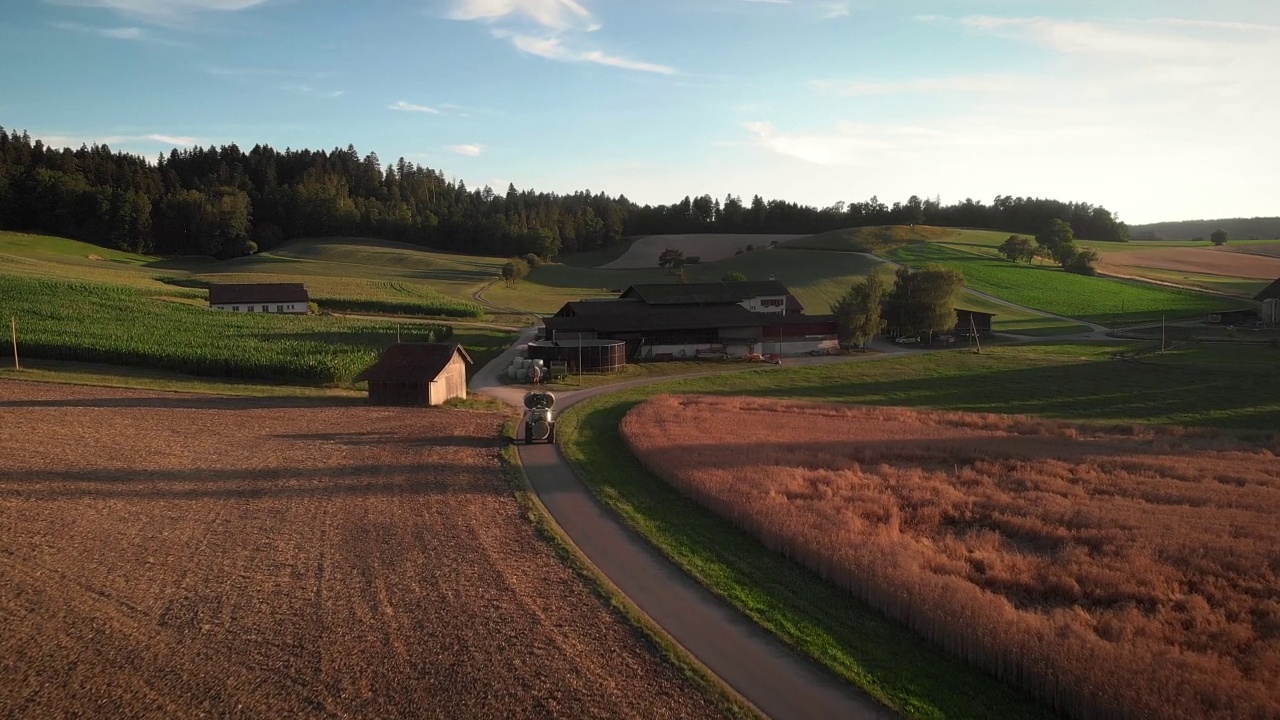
(472, 333, 899, 720)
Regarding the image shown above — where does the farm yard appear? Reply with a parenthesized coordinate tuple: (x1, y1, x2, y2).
(0, 380, 721, 720)
(621, 395, 1280, 720)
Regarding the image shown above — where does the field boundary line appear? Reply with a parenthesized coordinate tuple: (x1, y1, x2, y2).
(495, 419, 764, 720)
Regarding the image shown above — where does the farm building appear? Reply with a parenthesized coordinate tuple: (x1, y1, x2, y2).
(542, 282, 837, 361)
(1207, 309, 1260, 326)
(955, 309, 996, 338)
(209, 283, 309, 314)
(355, 342, 472, 406)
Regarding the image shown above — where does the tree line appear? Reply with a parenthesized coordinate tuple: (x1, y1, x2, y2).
(0, 128, 1130, 260)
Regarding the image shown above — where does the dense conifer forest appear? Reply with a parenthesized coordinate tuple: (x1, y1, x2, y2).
(0, 128, 1129, 259)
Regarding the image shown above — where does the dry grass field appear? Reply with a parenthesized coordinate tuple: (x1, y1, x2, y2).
(0, 381, 720, 720)
(622, 395, 1280, 720)
(598, 234, 803, 268)
(1099, 246, 1280, 281)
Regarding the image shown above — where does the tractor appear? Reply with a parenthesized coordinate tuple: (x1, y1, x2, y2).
(522, 391, 557, 444)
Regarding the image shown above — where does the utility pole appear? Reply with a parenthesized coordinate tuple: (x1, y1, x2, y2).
(970, 315, 981, 354)
(10, 317, 18, 371)
(1161, 315, 1166, 353)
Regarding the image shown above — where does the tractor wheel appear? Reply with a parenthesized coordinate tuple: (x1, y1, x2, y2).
(548, 425, 557, 444)
(524, 424, 533, 444)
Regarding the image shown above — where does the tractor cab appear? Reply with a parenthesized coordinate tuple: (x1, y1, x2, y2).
(522, 391, 557, 444)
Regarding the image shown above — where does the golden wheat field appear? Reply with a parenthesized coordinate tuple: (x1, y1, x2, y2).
(622, 395, 1280, 720)
(0, 381, 719, 720)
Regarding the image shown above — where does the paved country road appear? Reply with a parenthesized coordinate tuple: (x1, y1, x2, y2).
(471, 329, 899, 720)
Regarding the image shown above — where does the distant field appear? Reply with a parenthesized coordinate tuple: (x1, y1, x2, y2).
(889, 243, 1239, 326)
(600, 233, 803, 269)
(782, 224, 959, 253)
(487, 246, 884, 315)
(1100, 246, 1280, 281)
(623, 395, 1280, 720)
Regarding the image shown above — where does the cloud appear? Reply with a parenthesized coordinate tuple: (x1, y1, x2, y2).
(390, 100, 443, 115)
(448, 0, 599, 32)
(447, 144, 484, 157)
(52, 21, 147, 40)
(45, 0, 270, 26)
(494, 30, 677, 74)
(204, 65, 333, 80)
(286, 85, 344, 99)
(38, 133, 202, 149)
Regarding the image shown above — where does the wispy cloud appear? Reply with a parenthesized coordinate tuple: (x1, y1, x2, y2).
(45, 0, 271, 27)
(493, 29, 677, 74)
(389, 100, 443, 115)
(39, 132, 203, 149)
(447, 0, 599, 32)
(52, 21, 146, 39)
(286, 85, 344, 99)
(204, 65, 334, 80)
(452, 0, 677, 74)
(733, 0, 850, 20)
(447, 144, 484, 157)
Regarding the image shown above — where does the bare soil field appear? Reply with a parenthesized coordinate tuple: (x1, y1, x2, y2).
(623, 395, 1280, 720)
(1229, 244, 1280, 260)
(0, 380, 720, 720)
(598, 234, 803, 269)
(1099, 245, 1280, 280)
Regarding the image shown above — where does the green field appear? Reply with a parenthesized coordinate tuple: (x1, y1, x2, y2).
(889, 243, 1241, 326)
(555, 342, 1280, 719)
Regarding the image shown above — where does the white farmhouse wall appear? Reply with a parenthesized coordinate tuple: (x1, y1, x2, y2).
(738, 295, 788, 314)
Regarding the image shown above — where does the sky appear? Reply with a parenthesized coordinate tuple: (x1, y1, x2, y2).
(2, 0, 1278, 224)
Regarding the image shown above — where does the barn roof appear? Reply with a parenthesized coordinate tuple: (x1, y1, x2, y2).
(955, 308, 997, 318)
(354, 342, 472, 384)
(208, 282, 309, 305)
(620, 281, 793, 306)
(544, 302, 835, 334)
(1255, 278, 1280, 302)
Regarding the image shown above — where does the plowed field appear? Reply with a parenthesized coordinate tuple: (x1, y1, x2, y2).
(623, 395, 1280, 720)
(0, 381, 719, 719)
(1100, 245, 1280, 279)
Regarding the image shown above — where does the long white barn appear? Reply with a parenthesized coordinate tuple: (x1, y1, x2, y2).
(208, 283, 310, 314)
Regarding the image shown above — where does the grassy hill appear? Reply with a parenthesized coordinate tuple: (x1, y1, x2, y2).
(1130, 217, 1280, 241)
(781, 224, 956, 253)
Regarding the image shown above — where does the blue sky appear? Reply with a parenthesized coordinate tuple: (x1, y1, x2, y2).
(2, 0, 1278, 223)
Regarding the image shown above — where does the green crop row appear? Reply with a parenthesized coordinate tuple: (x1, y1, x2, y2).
(889, 243, 1241, 326)
(0, 275, 451, 384)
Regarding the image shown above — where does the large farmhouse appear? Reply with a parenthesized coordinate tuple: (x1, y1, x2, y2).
(209, 283, 310, 314)
(356, 342, 472, 407)
(542, 281, 837, 360)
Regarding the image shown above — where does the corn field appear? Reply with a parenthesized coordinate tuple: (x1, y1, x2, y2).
(1, 275, 452, 384)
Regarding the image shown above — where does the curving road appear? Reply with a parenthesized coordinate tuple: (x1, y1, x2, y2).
(471, 330, 899, 720)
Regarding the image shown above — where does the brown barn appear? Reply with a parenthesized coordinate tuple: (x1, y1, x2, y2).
(955, 309, 996, 338)
(355, 343, 472, 406)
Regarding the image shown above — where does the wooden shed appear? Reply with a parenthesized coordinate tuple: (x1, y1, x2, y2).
(355, 343, 472, 407)
(955, 309, 996, 338)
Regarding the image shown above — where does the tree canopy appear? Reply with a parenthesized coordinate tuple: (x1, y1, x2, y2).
(831, 273, 887, 349)
(884, 265, 965, 339)
(1211, 229, 1229, 246)
(0, 128, 1131, 260)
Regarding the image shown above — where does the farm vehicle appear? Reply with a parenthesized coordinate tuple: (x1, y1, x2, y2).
(522, 391, 557, 444)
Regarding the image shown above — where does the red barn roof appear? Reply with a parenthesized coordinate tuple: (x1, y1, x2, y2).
(354, 343, 472, 384)
(208, 283, 309, 305)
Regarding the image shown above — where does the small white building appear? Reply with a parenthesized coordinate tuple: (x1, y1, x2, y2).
(209, 283, 310, 314)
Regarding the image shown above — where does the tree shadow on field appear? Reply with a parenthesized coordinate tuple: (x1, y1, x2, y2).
(0, 461, 505, 502)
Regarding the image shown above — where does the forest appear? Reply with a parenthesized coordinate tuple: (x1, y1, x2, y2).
(0, 128, 1130, 259)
